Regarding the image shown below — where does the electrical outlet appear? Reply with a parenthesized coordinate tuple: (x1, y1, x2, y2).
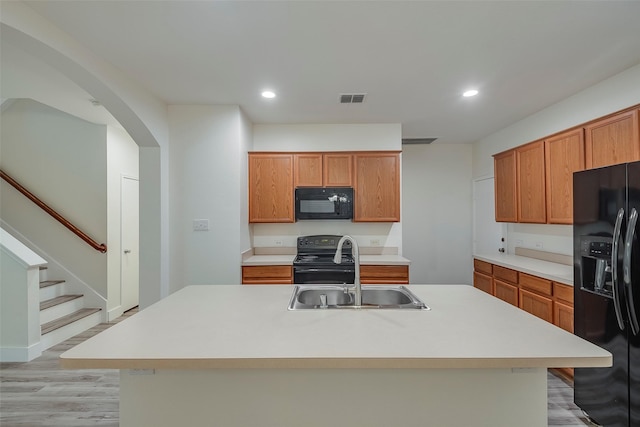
(275, 240, 283, 246)
(370, 239, 381, 247)
(193, 219, 209, 231)
(535, 241, 543, 249)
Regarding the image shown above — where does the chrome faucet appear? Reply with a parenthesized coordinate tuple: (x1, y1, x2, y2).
(333, 235, 361, 306)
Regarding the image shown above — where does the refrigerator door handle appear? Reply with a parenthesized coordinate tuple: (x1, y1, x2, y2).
(623, 207, 639, 335)
(612, 208, 626, 330)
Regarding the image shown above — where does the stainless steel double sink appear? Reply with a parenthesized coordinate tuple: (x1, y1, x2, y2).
(288, 285, 430, 310)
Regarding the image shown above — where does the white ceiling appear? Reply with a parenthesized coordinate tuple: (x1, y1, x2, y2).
(9, 1, 640, 144)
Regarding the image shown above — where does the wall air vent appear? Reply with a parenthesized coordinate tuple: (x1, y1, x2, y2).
(340, 93, 367, 104)
(402, 138, 438, 145)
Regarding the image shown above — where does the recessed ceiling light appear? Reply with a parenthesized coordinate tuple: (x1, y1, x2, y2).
(261, 90, 276, 99)
(463, 89, 479, 98)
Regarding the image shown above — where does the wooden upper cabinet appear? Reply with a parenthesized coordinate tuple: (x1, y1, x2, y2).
(353, 152, 400, 222)
(585, 109, 640, 169)
(545, 129, 585, 224)
(248, 153, 294, 223)
(323, 153, 353, 187)
(516, 140, 546, 223)
(294, 153, 353, 187)
(493, 150, 517, 222)
(294, 153, 323, 187)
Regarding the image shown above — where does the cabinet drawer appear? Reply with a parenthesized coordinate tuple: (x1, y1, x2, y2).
(494, 279, 518, 307)
(493, 266, 518, 284)
(519, 289, 553, 323)
(473, 272, 493, 295)
(473, 259, 492, 275)
(242, 266, 292, 284)
(520, 273, 552, 296)
(553, 282, 574, 304)
(360, 265, 409, 284)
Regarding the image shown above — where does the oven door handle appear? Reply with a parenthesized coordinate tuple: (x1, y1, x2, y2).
(294, 268, 355, 274)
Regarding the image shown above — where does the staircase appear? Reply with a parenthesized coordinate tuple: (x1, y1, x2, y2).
(39, 268, 102, 350)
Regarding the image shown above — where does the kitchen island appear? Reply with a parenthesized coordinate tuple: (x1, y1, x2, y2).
(60, 285, 611, 427)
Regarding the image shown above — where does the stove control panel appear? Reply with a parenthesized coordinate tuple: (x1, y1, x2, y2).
(297, 235, 352, 251)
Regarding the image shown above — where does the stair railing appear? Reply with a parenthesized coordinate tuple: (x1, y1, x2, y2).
(0, 170, 107, 253)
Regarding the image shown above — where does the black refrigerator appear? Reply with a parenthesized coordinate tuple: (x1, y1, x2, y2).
(573, 160, 640, 427)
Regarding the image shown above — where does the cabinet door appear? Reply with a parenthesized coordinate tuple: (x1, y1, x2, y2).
(554, 301, 574, 333)
(473, 271, 493, 295)
(516, 140, 546, 223)
(494, 279, 518, 307)
(545, 129, 585, 224)
(493, 150, 517, 222)
(585, 109, 640, 169)
(354, 152, 400, 222)
(323, 153, 353, 187)
(519, 289, 553, 323)
(294, 153, 323, 187)
(248, 154, 294, 223)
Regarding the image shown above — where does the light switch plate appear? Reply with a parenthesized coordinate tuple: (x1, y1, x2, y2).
(193, 219, 209, 231)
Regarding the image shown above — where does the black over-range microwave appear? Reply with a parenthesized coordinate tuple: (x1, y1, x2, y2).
(295, 187, 353, 220)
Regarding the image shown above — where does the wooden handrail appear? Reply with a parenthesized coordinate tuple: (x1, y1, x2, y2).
(0, 170, 107, 253)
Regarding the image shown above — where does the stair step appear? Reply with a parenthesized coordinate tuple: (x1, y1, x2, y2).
(40, 280, 65, 289)
(40, 295, 83, 311)
(41, 308, 101, 335)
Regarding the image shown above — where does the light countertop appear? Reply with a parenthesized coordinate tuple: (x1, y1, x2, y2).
(242, 254, 411, 266)
(60, 284, 609, 370)
(474, 253, 573, 286)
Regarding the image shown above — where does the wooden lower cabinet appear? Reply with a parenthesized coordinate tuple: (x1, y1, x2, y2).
(242, 266, 292, 285)
(473, 271, 493, 295)
(360, 265, 409, 284)
(494, 279, 518, 306)
(474, 259, 575, 378)
(553, 299, 575, 378)
(519, 289, 554, 323)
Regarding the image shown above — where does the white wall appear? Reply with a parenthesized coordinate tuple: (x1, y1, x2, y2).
(252, 123, 403, 252)
(253, 124, 401, 152)
(402, 144, 473, 284)
(472, 63, 640, 256)
(106, 126, 139, 318)
(0, 99, 109, 295)
(239, 109, 253, 255)
(2, 1, 171, 310)
(168, 105, 249, 292)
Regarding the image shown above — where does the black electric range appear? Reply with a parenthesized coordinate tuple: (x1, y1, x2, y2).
(293, 235, 355, 284)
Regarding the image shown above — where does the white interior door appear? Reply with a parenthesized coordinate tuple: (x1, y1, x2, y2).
(473, 177, 505, 255)
(121, 176, 139, 312)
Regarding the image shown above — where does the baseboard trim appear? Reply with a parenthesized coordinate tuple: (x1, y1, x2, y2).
(108, 305, 124, 322)
(0, 342, 42, 362)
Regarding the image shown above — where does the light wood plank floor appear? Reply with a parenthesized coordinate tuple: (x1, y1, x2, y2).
(2, 308, 593, 426)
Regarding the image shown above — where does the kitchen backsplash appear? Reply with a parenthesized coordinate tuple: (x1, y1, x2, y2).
(251, 222, 402, 253)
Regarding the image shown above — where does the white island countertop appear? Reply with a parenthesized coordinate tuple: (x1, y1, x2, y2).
(61, 284, 610, 370)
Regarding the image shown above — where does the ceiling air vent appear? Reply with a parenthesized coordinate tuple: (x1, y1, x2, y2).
(402, 138, 438, 145)
(340, 93, 367, 104)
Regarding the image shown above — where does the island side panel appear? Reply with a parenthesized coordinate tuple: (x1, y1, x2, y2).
(120, 368, 547, 427)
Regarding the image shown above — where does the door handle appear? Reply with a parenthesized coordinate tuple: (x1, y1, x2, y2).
(124, 249, 132, 254)
(612, 208, 626, 330)
(623, 208, 639, 335)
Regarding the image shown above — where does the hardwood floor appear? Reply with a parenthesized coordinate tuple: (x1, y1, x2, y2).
(1, 308, 593, 426)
